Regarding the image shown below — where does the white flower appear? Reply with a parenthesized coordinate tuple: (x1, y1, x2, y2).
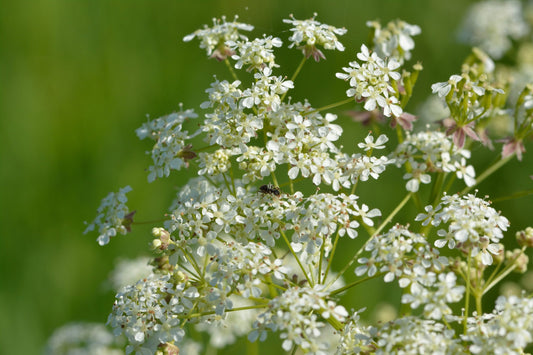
(464, 295, 533, 353)
(337, 44, 402, 117)
(84, 186, 134, 246)
(431, 74, 462, 97)
(283, 13, 347, 61)
(367, 19, 421, 63)
(426, 193, 509, 265)
(136, 109, 199, 182)
(184, 16, 253, 60)
(391, 131, 476, 192)
(374, 317, 463, 354)
(227, 35, 282, 71)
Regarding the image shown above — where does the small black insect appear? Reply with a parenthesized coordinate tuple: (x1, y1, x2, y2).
(259, 183, 281, 197)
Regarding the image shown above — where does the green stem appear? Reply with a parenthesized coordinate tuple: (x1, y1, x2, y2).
(395, 124, 404, 144)
(280, 230, 313, 286)
(264, 274, 278, 298)
(483, 247, 526, 295)
(323, 230, 341, 283)
(290, 56, 307, 82)
(318, 237, 325, 284)
(178, 304, 269, 320)
(475, 291, 482, 316)
(224, 58, 239, 82)
(374, 192, 414, 236)
(463, 254, 472, 334)
(280, 56, 307, 102)
(411, 192, 423, 212)
(429, 172, 446, 207)
(304, 97, 354, 116)
(461, 154, 514, 194)
(492, 188, 533, 202)
(326, 192, 413, 288)
(329, 273, 384, 296)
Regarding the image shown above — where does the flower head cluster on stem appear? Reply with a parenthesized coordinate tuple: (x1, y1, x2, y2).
(77, 9, 533, 355)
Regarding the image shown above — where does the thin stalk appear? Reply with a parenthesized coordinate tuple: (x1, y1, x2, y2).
(483, 260, 504, 292)
(264, 274, 279, 298)
(395, 124, 404, 144)
(463, 254, 472, 334)
(483, 247, 526, 295)
(329, 273, 384, 296)
(318, 237, 325, 284)
(461, 154, 514, 194)
(492, 188, 533, 202)
(323, 230, 341, 283)
(290, 56, 307, 82)
(304, 97, 354, 116)
(411, 192, 423, 212)
(280, 230, 313, 286)
(280, 56, 307, 102)
(179, 304, 269, 320)
(224, 58, 239, 81)
(475, 291, 482, 316)
(326, 192, 413, 288)
(429, 172, 446, 207)
(222, 173, 234, 195)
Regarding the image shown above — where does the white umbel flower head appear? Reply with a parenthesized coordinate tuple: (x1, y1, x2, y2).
(84, 186, 134, 246)
(425, 193, 509, 265)
(367, 19, 421, 64)
(184, 16, 254, 60)
(336, 44, 402, 117)
(283, 13, 347, 61)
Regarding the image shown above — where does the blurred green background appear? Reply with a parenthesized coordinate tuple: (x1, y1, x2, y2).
(2, 0, 532, 353)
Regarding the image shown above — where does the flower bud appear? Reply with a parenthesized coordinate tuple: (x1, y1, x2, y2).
(157, 342, 179, 355)
(516, 227, 533, 248)
(153, 256, 173, 273)
(152, 238, 162, 249)
(152, 227, 171, 250)
(505, 249, 529, 273)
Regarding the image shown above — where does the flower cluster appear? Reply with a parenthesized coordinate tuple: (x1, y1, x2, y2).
(136, 109, 199, 182)
(463, 295, 533, 354)
(336, 44, 402, 117)
(417, 193, 510, 265)
(107, 273, 193, 354)
(336, 311, 374, 354)
(283, 13, 347, 61)
(250, 286, 348, 353)
(83, 185, 134, 246)
(430, 49, 506, 148)
(392, 130, 476, 192)
(227, 36, 283, 71)
(183, 15, 253, 60)
(165, 176, 380, 263)
(77, 9, 533, 355)
(356, 224, 462, 320)
(372, 317, 462, 354)
(366, 19, 421, 63)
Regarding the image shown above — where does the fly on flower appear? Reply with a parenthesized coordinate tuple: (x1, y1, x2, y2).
(259, 183, 281, 197)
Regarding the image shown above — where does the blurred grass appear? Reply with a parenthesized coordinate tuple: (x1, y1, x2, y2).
(1, 0, 532, 353)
